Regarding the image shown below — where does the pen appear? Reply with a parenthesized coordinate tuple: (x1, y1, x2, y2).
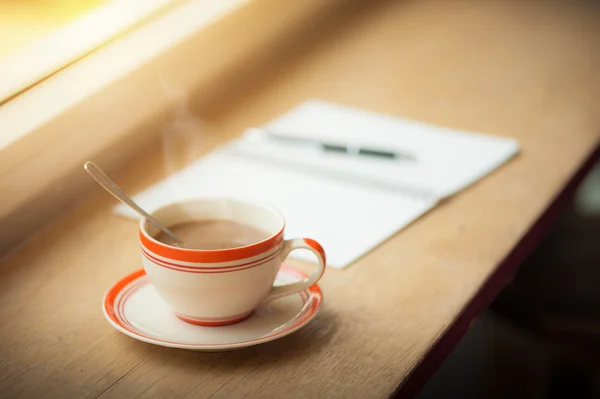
(255, 128, 416, 161)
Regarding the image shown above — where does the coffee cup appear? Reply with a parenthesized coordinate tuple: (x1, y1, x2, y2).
(139, 198, 326, 326)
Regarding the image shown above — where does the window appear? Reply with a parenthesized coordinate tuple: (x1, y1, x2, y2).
(0, 0, 187, 105)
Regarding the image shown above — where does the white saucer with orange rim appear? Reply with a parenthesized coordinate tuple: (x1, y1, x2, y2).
(103, 265, 323, 351)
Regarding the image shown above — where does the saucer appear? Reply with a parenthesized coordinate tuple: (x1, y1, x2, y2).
(103, 265, 323, 351)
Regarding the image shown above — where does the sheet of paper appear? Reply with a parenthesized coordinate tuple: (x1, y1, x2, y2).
(115, 100, 519, 268)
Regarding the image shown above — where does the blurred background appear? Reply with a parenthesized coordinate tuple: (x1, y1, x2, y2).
(0, 0, 104, 59)
(418, 162, 600, 398)
(0, 0, 94, 107)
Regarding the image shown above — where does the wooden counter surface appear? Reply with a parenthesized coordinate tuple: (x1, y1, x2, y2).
(1, 0, 599, 398)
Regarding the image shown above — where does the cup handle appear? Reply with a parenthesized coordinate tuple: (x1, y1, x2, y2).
(267, 238, 326, 300)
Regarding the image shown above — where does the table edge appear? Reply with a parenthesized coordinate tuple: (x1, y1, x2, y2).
(393, 142, 600, 399)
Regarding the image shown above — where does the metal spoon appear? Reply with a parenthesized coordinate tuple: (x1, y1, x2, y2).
(83, 161, 185, 247)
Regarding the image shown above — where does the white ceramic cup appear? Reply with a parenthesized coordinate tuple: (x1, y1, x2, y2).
(139, 198, 326, 326)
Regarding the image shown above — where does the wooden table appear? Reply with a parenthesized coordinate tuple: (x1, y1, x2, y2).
(1, 0, 599, 397)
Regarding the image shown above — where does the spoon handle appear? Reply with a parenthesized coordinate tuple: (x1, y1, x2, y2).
(84, 161, 184, 246)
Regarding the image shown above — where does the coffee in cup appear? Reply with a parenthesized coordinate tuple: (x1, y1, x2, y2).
(155, 219, 270, 250)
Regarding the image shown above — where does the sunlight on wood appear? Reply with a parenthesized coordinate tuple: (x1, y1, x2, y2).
(0, 0, 106, 59)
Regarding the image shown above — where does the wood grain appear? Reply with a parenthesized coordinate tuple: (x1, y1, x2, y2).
(1, 0, 600, 398)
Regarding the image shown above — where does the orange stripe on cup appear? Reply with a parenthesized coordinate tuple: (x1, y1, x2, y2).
(141, 248, 282, 273)
(139, 227, 284, 264)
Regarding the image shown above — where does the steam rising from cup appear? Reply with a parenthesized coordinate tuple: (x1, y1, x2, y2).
(158, 75, 211, 199)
